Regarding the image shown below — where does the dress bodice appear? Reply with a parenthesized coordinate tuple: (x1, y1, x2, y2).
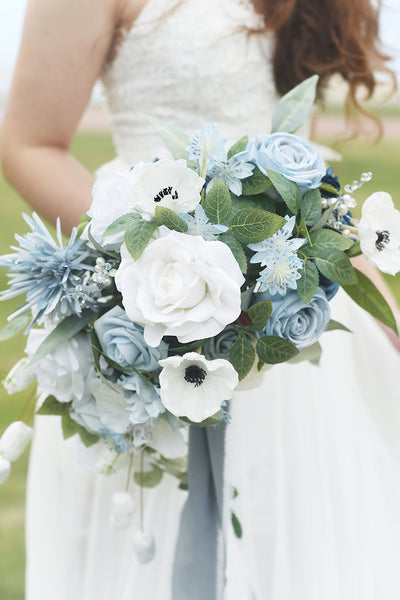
(101, 0, 277, 164)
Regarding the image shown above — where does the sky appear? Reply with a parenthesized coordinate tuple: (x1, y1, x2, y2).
(0, 0, 399, 101)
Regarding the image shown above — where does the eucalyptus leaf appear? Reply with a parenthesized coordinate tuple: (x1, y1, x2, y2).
(271, 74, 319, 133)
(231, 511, 243, 539)
(314, 249, 358, 286)
(288, 342, 322, 366)
(256, 335, 299, 364)
(0, 314, 31, 342)
(325, 319, 352, 333)
(247, 299, 272, 330)
(227, 135, 248, 159)
(296, 260, 319, 304)
(61, 412, 99, 447)
(124, 219, 158, 260)
(229, 337, 256, 381)
(266, 169, 301, 214)
(103, 213, 141, 237)
(36, 395, 69, 416)
(343, 269, 398, 334)
(231, 210, 285, 244)
(300, 188, 322, 226)
(241, 166, 273, 196)
(30, 310, 95, 364)
(155, 206, 188, 232)
(219, 233, 247, 273)
(134, 464, 164, 488)
(203, 180, 232, 225)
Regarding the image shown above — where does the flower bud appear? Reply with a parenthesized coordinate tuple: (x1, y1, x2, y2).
(110, 492, 136, 529)
(3, 358, 36, 395)
(132, 530, 156, 563)
(0, 456, 11, 484)
(0, 421, 33, 462)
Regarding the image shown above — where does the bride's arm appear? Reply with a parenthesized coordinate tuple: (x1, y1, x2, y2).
(1, 0, 124, 233)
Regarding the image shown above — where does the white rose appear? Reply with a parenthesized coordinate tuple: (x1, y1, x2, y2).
(115, 230, 245, 347)
(159, 352, 238, 423)
(128, 159, 204, 220)
(82, 169, 138, 250)
(358, 191, 400, 275)
(0, 421, 33, 462)
(3, 357, 36, 394)
(26, 329, 95, 403)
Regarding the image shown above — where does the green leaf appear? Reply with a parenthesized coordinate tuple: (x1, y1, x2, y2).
(124, 219, 158, 260)
(319, 182, 340, 197)
(36, 395, 69, 416)
(303, 229, 354, 254)
(265, 169, 301, 214)
(325, 319, 352, 333)
(231, 210, 286, 244)
(247, 299, 272, 330)
(219, 233, 247, 273)
(144, 115, 193, 163)
(346, 240, 361, 258)
(61, 412, 99, 446)
(231, 193, 275, 216)
(271, 74, 319, 133)
(103, 213, 141, 237)
(227, 135, 248, 159)
(0, 314, 31, 342)
(300, 188, 322, 226)
(231, 511, 243, 539)
(77, 213, 91, 238)
(87, 226, 120, 258)
(288, 342, 322, 366)
(296, 260, 319, 304)
(155, 206, 188, 232)
(314, 249, 358, 285)
(229, 337, 256, 381)
(203, 180, 232, 225)
(256, 336, 299, 364)
(343, 268, 398, 334)
(134, 465, 164, 488)
(30, 310, 95, 364)
(241, 166, 273, 196)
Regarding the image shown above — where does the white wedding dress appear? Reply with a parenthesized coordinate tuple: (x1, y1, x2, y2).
(26, 1, 400, 599)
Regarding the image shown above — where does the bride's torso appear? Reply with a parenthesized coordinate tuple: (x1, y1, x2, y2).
(101, 0, 278, 164)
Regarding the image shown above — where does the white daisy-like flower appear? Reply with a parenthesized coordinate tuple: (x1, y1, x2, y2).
(207, 152, 255, 196)
(256, 251, 303, 296)
(158, 352, 238, 423)
(358, 191, 400, 275)
(249, 216, 305, 266)
(128, 159, 204, 220)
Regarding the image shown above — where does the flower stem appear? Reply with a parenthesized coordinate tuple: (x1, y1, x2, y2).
(140, 450, 144, 531)
(125, 450, 134, 493)
(17, 387, 37, 422)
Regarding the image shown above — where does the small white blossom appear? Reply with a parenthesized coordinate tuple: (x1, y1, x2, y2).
(132, 530, 156, 564)
(110, 491, 136, 529)
(3, 357, 36, 395)
(256, 251, 304, 295)
(358, 192, 400, 275)
(179, 205, 228, 240)
(0, 421, 33, 462)
(0, 456, 11, 484)
(159, 352, 238, 423)
(187, 124, 227, 167)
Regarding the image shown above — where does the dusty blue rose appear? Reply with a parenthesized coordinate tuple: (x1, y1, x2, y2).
(260, 288, 330, 348)
(318, 272, 339, 301)
(246, 132, 325, 190)
(203, 327, 239, 360)
(94, 306, 168, 372)
(120, 374, 165, 425)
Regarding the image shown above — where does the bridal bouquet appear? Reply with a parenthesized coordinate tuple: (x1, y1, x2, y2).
(0, 76, 399, 554)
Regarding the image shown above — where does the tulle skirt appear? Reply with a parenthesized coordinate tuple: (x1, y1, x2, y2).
(26, 289, 400, 600)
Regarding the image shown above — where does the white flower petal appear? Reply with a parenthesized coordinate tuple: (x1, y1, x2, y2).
(0, 421, 33, 462)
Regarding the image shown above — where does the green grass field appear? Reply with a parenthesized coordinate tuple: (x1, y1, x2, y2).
(0, 129, 399, 599)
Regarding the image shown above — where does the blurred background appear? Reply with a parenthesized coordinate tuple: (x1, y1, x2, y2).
(0, 1, 399, 598)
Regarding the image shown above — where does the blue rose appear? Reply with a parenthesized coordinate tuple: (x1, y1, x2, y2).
(246, 132, 326, 190)
(318, 272, 339, 301)
(120, 374, 165, 425)
(203, 327, 239, 360)
(94, 306, 168, 372)
(260, 288, 330, 348)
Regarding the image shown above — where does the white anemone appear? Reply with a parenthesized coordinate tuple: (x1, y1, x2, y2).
(358, 192, 400, 275)
(128, 159, 204, 219)
(159, 352, 238, 423)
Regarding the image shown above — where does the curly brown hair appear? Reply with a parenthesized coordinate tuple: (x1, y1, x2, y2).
(255, 0, 393, 115)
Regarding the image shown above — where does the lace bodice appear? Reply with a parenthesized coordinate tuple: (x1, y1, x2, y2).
(101, 0, 278, 164)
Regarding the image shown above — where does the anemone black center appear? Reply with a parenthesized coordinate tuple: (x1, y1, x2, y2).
(153, 186, 179, 203)
(375, 230, 390, 252)
(184, 365, 206, 387)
